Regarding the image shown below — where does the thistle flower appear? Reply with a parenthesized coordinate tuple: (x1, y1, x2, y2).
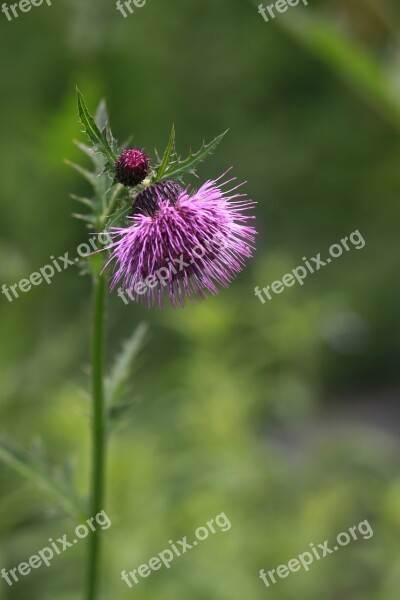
(70, 92, 258, 600)
(103, 172, 257, 308)
(115, 148, 150, 187)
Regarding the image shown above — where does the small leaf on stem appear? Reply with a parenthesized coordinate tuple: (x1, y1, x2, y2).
(76, 88, 117, 166)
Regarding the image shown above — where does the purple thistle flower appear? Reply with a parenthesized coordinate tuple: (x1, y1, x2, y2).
(115, 148, 150, 187)
(103, 172, 257, 308)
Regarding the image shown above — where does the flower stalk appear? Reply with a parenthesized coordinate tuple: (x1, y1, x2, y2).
(68, 90, 255, 599)
(86, 274, 107, 600)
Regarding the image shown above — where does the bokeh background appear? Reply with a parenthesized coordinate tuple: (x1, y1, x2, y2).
(1, 0, 400, 598)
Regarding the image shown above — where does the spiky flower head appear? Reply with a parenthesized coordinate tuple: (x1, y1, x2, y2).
(115, 148, 150, 187)
(103, 172, 257, 308)
(73, 92, 257, 308)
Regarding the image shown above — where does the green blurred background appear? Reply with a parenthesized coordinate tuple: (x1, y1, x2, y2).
(0, 0, 400, 598)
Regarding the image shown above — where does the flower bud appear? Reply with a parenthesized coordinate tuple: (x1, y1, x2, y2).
(132, 181, 184, 217)
(115, 148, 150, 187)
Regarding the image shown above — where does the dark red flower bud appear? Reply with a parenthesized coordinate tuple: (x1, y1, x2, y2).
(115, 148, 150, 187)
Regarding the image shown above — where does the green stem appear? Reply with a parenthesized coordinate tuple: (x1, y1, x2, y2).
(99, 184, 124, 228)
(86, 275, 107, 600)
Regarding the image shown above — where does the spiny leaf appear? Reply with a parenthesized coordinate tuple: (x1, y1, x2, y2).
(70, 96, 129, 245)
(95, 100, 120, 157)
(65, 159, 97, 186)
(70, 194, 95, 209)
(0, 436, 85, 519)
(162, 130, 228, 180)
(108, 397, 142, 424)
(73, 139, 93, 157)
(73, 138, 109, 179)
(76, 88, 117, 165)
(104, 202, 132, 231)
(95, 100, 109, 132)
(155, 124, 176, 181)
(154, 147, 161, 163)
(105, 323, 148, 406)
(72, 212, 96, 224)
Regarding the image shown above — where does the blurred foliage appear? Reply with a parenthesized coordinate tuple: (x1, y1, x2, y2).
(0, 0, 400, 599)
